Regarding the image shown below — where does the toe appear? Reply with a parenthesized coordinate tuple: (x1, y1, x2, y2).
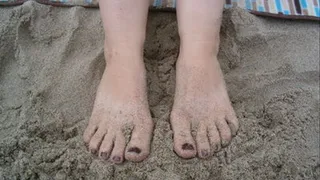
(110, 132, 126, 164)
(83, 122, 97, 145)
(226, 111, 239, 136)
(215, 118, 232, 147)
(196, 123, 211, 159)
(207, 124, 221, 153)
(83, 112, 102, 145)
(99, 132, 115, 160)
(125, 123, 153, 162)
(170, 113, 196, 159)
(88, 128, 107, 155)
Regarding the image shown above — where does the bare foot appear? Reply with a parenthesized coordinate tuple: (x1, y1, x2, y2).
(171, 54, 239, 159)
(83, 55, 153, 164)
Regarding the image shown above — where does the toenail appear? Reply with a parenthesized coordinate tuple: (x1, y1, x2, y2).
(84, 143, 89, 150)
(128, 147, 141, 154)
(100, 152, 109, 160)
(222, 140, 230, 147)
(214, 144, 221, 152)
(234, 131, 238, 136)
(90, 149, 97, 155)
(182, 143, 194, 150)
(112, 156, 121, 162)
(201, 150, 209, 157)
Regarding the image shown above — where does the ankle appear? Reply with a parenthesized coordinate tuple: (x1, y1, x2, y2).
(104, 45, 144, 66)
(177, 51, 219, 69)
(178, 39, 220, 65)
(180, 39, 219, 55)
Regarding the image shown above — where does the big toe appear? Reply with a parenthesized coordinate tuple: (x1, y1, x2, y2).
(171, 113, 196, 159)
(125, 123, 153, 162)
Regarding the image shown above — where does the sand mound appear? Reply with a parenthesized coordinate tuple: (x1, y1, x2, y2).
(0, 1, 319, 179)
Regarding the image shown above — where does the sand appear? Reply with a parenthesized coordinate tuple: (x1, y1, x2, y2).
(0, 1, 319, 179)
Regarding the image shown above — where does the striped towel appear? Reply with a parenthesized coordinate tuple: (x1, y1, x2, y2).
(153, 0, 320, 20)
(236, 0, 320, 21)
(1, 0, 319, 20)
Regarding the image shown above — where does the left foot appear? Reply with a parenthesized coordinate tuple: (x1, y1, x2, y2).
(170, 53, 239, 159)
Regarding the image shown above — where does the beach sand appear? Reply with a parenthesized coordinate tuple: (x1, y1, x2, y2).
(0, 1, 319, 179)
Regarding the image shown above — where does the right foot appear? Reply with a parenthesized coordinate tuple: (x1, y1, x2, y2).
(83, 54, 153, 164)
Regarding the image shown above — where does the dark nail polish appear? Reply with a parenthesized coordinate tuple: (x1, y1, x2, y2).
(234, 130, 238, 136)
(214, 144, 221, 152)
(182, 143, 194, 150)
(112, 156, 121, 162)
(201, 150, 209, 157)
(100, 152, 109, 160)
(90, 149, 97, 155)
(222, 140, 230, 147)
(84, 143, 89, 150)
(128, 147, 141, 154)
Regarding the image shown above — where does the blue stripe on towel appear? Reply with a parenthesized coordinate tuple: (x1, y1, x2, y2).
(315, 7, 320, 16)
(275, 0, 283, 13)
(154, 0, 161, 7)
(258, 5, 265, 11)
(246, 0, 252, 10)
(300, 0, 307, 9)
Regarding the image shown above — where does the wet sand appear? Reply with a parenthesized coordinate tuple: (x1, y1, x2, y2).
(0, 1, 319, 179)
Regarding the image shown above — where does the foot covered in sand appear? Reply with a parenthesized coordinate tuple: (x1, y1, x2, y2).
(171, 53, 239, 159)
(83, 54, 153, 164)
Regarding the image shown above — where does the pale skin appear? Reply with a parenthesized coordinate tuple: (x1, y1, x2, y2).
(83, 0, 239, 164)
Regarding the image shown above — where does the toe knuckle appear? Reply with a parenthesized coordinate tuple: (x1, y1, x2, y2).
(223, 133, 232, 141)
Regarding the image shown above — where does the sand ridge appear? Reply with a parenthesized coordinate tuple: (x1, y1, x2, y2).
(0, 1, 319, 179)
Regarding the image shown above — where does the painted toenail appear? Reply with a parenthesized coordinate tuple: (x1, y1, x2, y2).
(112, 156, 121, 162)
(182, 143, 194, 150)
(84, 143, 89, 150)
(90, 149, 97, 155)
(128, 147, 141, 154)
(214, 144, 221, 152)
(222, 140, 230, 147)
(201, 150, 209, 157)
(100, 152, 109, 160)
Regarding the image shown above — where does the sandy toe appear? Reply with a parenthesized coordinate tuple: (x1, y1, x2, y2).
(0, 2, 319, 179)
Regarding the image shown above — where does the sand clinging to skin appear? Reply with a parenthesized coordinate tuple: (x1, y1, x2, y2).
(0, 1, 319, 179)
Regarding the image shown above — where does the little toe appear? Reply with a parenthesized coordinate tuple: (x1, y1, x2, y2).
(110, 132, 126, 164)
(83, 123, 97, 145)
(226, 112, 239, 136)
(99, 133, 115, 160)
(171, 113, 196, 159)
(125, 124, 153, 162)
(215, 119, 232, 147)
(88, 128, 107, 155)
(208, 124, 221, 153)
(196, 123, 211, 159)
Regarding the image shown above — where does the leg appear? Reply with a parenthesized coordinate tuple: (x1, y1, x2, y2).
(171, 0, 239, 159)
(83, 0, 153, 163)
